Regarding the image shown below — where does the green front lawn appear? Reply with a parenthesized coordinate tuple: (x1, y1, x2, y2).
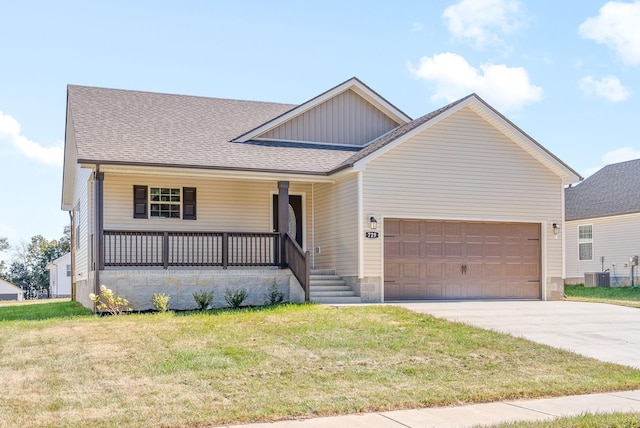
(483, 412, 640, 427)
(565, 284, 640, 308)
(1, 303, 640, 427)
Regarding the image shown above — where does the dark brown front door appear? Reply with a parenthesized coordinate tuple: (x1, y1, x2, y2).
(384, 219, 541, 300)
(273, 195, 303, 248)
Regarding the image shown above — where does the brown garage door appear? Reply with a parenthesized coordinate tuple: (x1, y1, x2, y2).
(384, 219, 541, 300)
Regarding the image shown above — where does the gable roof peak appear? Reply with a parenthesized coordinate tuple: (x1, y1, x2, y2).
(232, 77, 412, 143)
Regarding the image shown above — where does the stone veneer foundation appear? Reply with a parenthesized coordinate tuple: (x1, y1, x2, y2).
(79, 268, 304, 311)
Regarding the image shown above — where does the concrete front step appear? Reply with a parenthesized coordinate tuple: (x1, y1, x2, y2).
(311, 290, 357, 298)
(312, 296, 362, 304)
(310, 285, 353, 292)
(309, 269, 360, 304)
(310, 274, 343, 281)
(310, 269, 336, 275)
(310, 280, 347, 287)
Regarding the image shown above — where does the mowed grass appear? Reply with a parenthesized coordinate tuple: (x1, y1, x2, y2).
(0, 300, 91, 321)
(2, 304, 640, 427)
(565, 284, 640, 308)
(483, 412, 640, 427)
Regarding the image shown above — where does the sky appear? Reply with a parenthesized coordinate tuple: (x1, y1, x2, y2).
(1, 0, 640, 262)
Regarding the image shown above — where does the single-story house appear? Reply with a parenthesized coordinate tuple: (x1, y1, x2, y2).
(61, 77, 581, 311)
(565, 158, 640, 286)
(46, 252, 72, 297)
(0, 278, 24, 301)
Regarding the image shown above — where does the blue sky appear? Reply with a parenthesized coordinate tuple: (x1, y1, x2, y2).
(1, 0, 640, 261)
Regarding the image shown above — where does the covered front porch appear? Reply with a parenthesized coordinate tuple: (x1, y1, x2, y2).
(74, 167, 364, 310)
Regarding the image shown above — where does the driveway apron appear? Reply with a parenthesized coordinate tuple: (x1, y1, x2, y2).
(393, 300, 640, 369)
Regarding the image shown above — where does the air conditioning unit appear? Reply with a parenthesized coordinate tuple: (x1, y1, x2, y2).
(584, 272, 610, 287)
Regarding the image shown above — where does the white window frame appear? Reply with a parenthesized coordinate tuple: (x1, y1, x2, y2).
(578, 224, 593, 261)
(149, 187, 181, 219)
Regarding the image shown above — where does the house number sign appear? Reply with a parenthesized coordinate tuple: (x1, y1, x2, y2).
(365, 232, 379, 238)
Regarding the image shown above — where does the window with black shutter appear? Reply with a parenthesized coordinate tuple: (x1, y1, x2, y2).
(183, 187, 196, 220)
(133, 185, 148, 219)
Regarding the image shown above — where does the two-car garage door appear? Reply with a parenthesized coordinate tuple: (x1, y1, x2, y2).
(384, 219, 541, 300)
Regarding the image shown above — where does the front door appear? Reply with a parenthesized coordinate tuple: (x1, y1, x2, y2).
(273, 195, 303, 248)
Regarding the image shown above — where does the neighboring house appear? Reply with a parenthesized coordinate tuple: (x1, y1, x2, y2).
(61, 77, 581, 311)
(565, 159, 640, 286)
(0, 278, 24, 301)
(46, 252, 72, 297)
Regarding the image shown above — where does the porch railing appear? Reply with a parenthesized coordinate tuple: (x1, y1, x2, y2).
(102, 230, 310, 300)
(284, 233, 310, 301)
(103, 231, 280, 269)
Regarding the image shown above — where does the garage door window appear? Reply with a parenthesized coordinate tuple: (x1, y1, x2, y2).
(578, 225, 593, 261)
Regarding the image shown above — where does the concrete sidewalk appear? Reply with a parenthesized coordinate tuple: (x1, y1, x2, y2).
(225, 390, 640, 427)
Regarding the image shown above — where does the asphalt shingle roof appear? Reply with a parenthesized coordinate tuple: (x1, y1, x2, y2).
(565, 158, 640, 221)
(67, 85, 357, 174)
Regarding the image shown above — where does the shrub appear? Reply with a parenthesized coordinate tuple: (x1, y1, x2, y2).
(89, 285, 131, 316)
(264, 280, 284, 305)
(192, 290, 214, 311)
(152, 293, 171, 313)
(225, 288, 249, 309)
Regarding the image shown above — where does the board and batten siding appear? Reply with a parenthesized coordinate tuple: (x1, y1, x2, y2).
(362, 106, 564, 297)
(565, 212, 640, 284)
(102, 174, 313, 251)
(312, 175, 359, 275)
(260, 89, 399, 146)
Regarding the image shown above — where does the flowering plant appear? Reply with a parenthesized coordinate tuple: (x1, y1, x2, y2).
(90, 285, 131, 315)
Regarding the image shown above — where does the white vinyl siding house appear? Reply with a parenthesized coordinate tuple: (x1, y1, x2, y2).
(47, 252, 72, 297)
(565, 213, 640, 285)
(62, 78, 580, 310)
(565, 159, 640, 286)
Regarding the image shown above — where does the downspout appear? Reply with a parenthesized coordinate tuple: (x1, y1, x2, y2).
(311, 183, 315, 270)
(69, 210, 75, 301)
(561, 183, 566, 284)
(357, 171, 364, 279)
(93, 165, 104, 297)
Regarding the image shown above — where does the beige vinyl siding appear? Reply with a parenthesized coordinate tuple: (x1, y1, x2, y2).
(102, 174, 312, 251)
(362, 106, 563, 280)
(73, 165, 93, 281)
(565, 212, 640, 282)
(261, 89, 399, 146)
(312, 175, 359, 275)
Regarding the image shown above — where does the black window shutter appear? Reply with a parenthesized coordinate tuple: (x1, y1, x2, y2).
(133, 185, 148, 219)
(183, 187, 196, 220)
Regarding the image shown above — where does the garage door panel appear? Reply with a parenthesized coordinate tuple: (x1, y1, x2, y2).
(445, 242, 463, 257)
(385, 242, 400, 257)
(385, 263, 400, 278)
(403, 263, 422, 278)
(426, 242, 443, 257)
(384, 219, 541, 301)
(402, 241, 421, 258)
(402, 221, 421, 236)
(426, 263, 444, 279)
(466, 242, 483, 258)
(385, 219, 401, 235)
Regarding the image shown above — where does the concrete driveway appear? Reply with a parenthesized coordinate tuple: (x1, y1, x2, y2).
(393, 300, 640, 369)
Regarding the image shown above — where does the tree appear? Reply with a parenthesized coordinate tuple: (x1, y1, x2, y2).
(0, 237, 9, 277)
(4, 229, 70, 299)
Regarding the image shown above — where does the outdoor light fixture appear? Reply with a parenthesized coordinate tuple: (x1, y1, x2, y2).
(552, 223, 560, 238)
(369, 216, 378, 230)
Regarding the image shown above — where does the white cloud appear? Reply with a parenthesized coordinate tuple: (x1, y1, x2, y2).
(408, 52, 543, 112)
(442, 0, 523, 48)
(580, 75, 630, 102)
(583, 146, 640, 176)
(578, 1, 640, 66)
(411, 22, 423, 32)
(0, 111, 63, 167)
